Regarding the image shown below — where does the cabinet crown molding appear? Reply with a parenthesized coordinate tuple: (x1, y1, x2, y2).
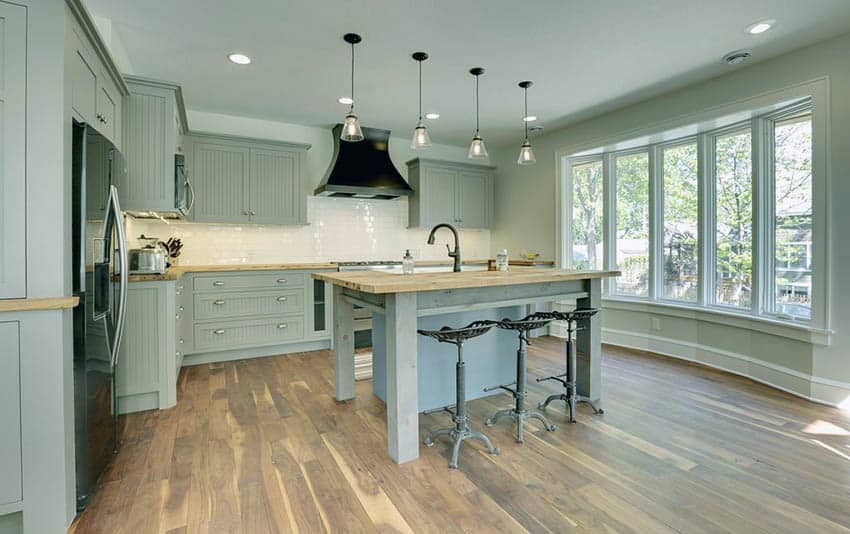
(406, 157, 496, 171)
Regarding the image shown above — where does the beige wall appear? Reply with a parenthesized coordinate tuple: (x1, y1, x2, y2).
(492, 32, 850, 405)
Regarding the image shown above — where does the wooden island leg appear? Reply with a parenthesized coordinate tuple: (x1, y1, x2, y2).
(333, 285, 355, 401)
(576, 277, 603, 409)
(384, 292, 419, 463)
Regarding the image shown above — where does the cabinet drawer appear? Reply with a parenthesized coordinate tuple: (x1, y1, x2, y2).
(193, 289, 304, 320)
(194, 316, 304, 351)
(193, 272, 305, 291)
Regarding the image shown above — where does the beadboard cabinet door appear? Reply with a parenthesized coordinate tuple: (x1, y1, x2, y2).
(0, 321, 22, 507)
(456, 169, 490, 228)
(248, 148, 302, 224)
(190, 142, 250, 223)
(0, 2, 26, 299)
(406, 158, 494, 230)
(422, 167, 457, 226)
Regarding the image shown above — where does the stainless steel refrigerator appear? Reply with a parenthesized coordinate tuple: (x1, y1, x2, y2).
(71, 120, 128, 511)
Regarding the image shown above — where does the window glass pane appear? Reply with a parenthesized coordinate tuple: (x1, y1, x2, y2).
(662, 143, 699, 301)
(773, 114, 812, 319)
(614, 152, 649, 296)
(571, 160, 604, 269)
(714, 130, 752, 308)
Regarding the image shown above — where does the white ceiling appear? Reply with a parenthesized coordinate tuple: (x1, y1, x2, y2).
(86, 0, 850, 147)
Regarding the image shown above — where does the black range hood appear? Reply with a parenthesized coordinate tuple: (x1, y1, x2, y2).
(314, 124, 414, 199)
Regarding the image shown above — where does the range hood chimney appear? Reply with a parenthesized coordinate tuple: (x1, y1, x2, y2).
(314, 124, 414, 199)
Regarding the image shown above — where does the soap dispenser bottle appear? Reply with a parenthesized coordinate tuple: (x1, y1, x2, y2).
(402, 249, 415, 274)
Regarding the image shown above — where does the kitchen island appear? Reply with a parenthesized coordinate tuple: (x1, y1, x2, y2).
(312, 268, 620, 464)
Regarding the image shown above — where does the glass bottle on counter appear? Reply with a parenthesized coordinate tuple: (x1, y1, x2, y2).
(402, 249, 415, 274)
(496, 249, 509, 271)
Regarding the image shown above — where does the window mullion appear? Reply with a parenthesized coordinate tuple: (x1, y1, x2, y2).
(603, 154, 616, 295)
(698, 133, 714, 307)
(648, 145, 662, 301)
(752, 117, 770, 317)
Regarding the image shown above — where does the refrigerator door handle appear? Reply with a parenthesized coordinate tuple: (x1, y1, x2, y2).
(105, 185, 128, 369)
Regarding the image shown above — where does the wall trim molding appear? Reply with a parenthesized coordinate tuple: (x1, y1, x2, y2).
(594, 327, 850, 408)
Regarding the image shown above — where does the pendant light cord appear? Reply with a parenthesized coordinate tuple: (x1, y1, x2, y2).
(418, 60, 423, 120)
(524, 86, 528, 141)
(475, 74, 480, 132)
(350, 42, 355, 111)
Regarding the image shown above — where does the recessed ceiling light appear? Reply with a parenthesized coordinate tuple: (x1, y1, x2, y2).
(425, 112, 440, 120)
(523, 115, 537, 122)
(746, 19, 775, 35)
(722, 49, 752, 65)
(338, 96, 354, 105)
(228, 53, 251, 65)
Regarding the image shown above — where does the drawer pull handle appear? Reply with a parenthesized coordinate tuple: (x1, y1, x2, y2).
(277, 296, 288, 302)
(213, 281, 225, 287)
(213, 300, 226, 305)
(277, 279, 287, 284)
(213, 329, 226, 335)
(277, 323, 288, 329)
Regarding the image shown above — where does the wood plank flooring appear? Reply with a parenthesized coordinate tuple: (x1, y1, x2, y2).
(70, 338, 850, 533)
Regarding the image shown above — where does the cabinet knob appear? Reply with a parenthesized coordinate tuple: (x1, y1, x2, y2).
(213, 300, 226, 305)
(277, 279, 287, 284)
(277, 296, 288, 302)
(213, 329, 226, 335)
(277, 323, 288, 329)
(213, 281, 225, 287)
(178, 305, 184, 311)
(242, 210, 249, 215)
(249, 210, 256, 216)
(175, 314, 181, 320)
(179, 338, 184, 344)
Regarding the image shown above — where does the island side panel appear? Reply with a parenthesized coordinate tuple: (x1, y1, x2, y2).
(576, 277, 602, 401)
(384, 292, 420, 464)
(333, 285, 356, 401)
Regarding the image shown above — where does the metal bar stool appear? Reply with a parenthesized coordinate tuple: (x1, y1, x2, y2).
(537, 309, 603, 422)
(419, 320, 501, 469)
(484, 313, 556, 443)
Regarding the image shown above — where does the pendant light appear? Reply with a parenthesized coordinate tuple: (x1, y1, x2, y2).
(467, 67, 488, 159)
(340, 33, 364, 142)
(410, 52, 432, 150)
(517, 81, 537, 165)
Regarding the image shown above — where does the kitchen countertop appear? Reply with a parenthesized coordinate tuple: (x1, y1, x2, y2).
(0, 296, 80, 312)
(313, 268, 620, 294)
(126, 259, 555, 282)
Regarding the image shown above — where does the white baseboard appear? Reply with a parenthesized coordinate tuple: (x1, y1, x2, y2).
(601, 327, 850, 408)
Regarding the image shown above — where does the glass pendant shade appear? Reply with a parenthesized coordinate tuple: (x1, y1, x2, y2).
(517, 140, 536, 165)
(411, 121, 431, 149)
(341, 110, 364, 142)
(468, 133, 488, 159)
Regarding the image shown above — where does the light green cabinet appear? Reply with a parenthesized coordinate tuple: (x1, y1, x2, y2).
(117, 76, 187, 213)
(0, 1, 26, 299)
(0, 321, 22, 509)
(66, 15, 124, 149)
(186, 133, 309, 225)
(116, 281, 177, 414)
(407, 158, 495, 229)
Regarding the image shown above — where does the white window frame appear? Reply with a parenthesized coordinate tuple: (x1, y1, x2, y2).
(609, 147, 652, 299)
(555, 89, 829, 342)
(563, 155, 605, 270)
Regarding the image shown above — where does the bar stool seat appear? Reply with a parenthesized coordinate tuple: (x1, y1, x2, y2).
(536, 309, 603, 422)
(418, 320, 501, 469)
(483, 313, 556, 443)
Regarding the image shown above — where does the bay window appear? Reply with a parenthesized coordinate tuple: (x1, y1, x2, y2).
(563, 98, 822, 328)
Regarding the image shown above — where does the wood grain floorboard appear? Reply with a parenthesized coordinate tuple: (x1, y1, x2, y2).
(70, 339, 850, 533)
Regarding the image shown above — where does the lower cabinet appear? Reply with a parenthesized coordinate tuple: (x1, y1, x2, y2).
(115, 281, 177, 414)
(117, 269, 333, 414)
(0, 321, 22, 510)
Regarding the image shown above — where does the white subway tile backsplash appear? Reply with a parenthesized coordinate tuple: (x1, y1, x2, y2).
(125, 196, 490, 265)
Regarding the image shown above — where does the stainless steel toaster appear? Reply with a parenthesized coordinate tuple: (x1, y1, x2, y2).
(128, 247, 167, 274)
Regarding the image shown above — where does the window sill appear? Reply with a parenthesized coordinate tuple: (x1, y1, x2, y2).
(601, 297, 832, 346)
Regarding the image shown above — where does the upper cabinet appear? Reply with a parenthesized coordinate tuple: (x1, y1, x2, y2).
(66, 7, 128, 150)
(116, 76, 188, 214)
(186, 133, 309, 225)
(407, 158, 495, 229)
(0, 1, 26, 299)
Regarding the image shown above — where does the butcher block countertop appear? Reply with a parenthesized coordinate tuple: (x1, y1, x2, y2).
(0, 296, 80, 312)
(313, 268, 620, 294)
(127, 262, 338, 282)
